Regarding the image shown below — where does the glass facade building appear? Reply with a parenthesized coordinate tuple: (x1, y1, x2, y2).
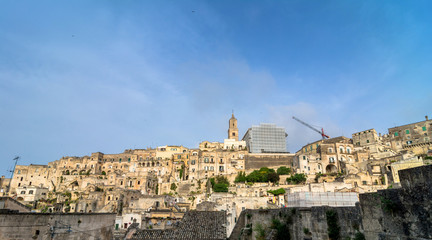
(242, 123, 288, 153)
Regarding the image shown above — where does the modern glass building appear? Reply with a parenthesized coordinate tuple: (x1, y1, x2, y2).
(242, 123, 288, 153)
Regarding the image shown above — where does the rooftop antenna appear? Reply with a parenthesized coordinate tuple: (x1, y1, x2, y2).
(7, 156, 19, 196)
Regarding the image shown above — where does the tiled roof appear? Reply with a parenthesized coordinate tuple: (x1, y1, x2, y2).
(127, 211, 226, 240)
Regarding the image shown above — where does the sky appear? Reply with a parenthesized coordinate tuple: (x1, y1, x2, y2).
(1, 0, 431, 175)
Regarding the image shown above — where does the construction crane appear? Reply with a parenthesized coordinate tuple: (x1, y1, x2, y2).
(6, 156, 19, 195)
(292, 116, 330, 139)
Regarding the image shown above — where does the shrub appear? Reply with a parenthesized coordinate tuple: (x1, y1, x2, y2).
(267, 188, 286, 196)
(354, 232, 365, 240)
(326, 210, 340, 240)
(286, 173, 307, 184)
(234, 171, 247, 183)
(277, 166, 292, 175)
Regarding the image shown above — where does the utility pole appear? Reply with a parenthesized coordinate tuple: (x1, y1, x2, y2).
(6, 156, 19, 196)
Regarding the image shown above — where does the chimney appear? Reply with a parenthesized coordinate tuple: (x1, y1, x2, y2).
(426, 115, 429, 121)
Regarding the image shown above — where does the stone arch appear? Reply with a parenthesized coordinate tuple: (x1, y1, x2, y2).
(325, 164, 337, 173)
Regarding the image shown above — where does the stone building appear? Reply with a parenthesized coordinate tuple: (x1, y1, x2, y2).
(388, 115, 432, 155)
(16, 185, 48, 202)
(295, 136, 355, 175)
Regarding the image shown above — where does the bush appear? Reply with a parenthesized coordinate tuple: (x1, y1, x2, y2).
(271, 218, 290, 240)
(286, 173, 307, 184)
(277, 166, 292, 175)
(170, 183, 177, 191)
(354, 232, 365, 240)
(213, 183, 228, 192)
(210, 176, 229, 192)
(246, 167, 278, 183)
(267, 188, 286, 196)
(234, 171, 247, 183)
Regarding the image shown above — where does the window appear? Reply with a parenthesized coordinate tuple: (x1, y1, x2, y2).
(339, 147, 344, 153)
(20, 191, 26, 194)
(17, 170, 21, 174)
(29, 190, 34, 194)
(362, 181, 367, 185)
(328, 148, 333, 153)
(119, 158, 122, 163)
(366, 140, 370, 143)
(219, 166, 224, 172)
(302, 156, 306, 160)
(128, 158, 131, 162)
(394, 132, 399, 137)
(406, 130, 410, 134)
(347, 148, 351, 153)
(310, 145, 313, 150)
(423, 126, 427, 131)
(329, 157, 335, 163)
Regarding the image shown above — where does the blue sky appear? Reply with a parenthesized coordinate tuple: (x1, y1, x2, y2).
(1, 1, 431, 174)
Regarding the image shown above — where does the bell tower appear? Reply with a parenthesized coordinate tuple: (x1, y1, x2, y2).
(228, 113, 239, 141)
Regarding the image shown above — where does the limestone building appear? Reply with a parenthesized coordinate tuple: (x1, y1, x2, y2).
(388, 116, 432, 154)
(228, 113, 239, 141)
(295, 136, 355, 175)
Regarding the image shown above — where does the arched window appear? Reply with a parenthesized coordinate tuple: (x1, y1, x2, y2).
(20, 191, 26, 194)
(29, 190, 34, 194)
(339, 147, 344, 153)
(346, 147, 351, 154)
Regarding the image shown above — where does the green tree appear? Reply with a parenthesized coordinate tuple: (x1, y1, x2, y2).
(210, 176, 230, 192)
(268, 172, 280, 183)
(286, 173, 307, 184)
(170, 183, 177, 191)
(234, 171, 247, 183)
(277, 166, 292, 175)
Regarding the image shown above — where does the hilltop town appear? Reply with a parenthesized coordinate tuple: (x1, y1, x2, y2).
(0, 114, 431, 239)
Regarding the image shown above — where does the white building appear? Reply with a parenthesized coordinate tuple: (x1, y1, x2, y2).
(16, 186, 48, 202)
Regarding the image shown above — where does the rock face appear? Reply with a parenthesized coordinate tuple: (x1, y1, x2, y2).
(126, 211, 227, 240)
(360, 164, 432, 239)
(230, 165, 432, 240)
(229, 207, 362, 240)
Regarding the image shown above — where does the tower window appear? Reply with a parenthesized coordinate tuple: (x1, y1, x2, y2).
(232, 133, 235, 136)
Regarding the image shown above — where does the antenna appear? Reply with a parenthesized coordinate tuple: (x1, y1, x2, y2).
(6, 156, 19, 196)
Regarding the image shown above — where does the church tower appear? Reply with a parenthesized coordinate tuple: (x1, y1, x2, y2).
(228, 113, 239, 141)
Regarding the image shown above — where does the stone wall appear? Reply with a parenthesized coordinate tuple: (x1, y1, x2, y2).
(0, 212, 115, 240)
(229, 165, 432, 240)
(0, 197, 31, 212)
(360, 165, 432, 240)
(245, 154, 294, 170)
(229, 207, 362, 240)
